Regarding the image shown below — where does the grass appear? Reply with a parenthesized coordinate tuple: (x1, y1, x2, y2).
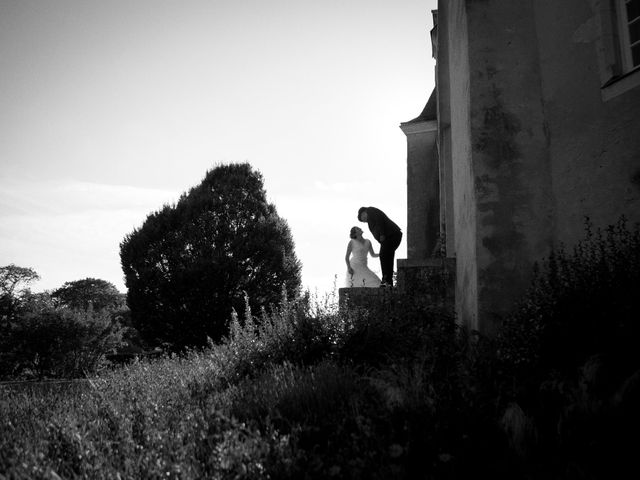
(2, 218, 640, 479)
(1, 291, 466, 480)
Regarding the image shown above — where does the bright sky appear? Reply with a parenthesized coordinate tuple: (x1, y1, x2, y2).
(0, 0, 436, 296)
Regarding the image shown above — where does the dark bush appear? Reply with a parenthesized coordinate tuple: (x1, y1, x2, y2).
(120, 163, 302, 349)
(495, 216, 640, 477)
(498, 216, 640, 386)
(0, 306, 124, 380)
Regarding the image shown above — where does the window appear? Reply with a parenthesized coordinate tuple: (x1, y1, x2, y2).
(617, 0, 640, 73)
(601, 0, 640, 99)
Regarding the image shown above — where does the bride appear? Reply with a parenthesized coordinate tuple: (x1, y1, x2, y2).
(345, 226, 381, 288)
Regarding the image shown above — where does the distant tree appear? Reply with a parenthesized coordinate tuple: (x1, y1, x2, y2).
(120, 163, 302, 348)
(0, 273, 127, 380)
(52, 278, 125, 311)
(0, 264, 39, 297)
(0, 264, 40, 319)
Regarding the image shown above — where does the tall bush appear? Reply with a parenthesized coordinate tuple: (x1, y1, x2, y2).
(120, 163, 302, 349)
(498, 216, 640, 382)
(494, 216, 640, 477)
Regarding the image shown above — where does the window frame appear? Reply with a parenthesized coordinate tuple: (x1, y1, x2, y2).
(600, 0, 640, 100)
(616, 0, 640, 72)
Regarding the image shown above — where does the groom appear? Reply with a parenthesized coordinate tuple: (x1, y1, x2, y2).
(358, 206, 402, 287)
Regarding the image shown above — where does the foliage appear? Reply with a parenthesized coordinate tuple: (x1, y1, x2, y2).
(51, 278, 125, 311)
(3, 216, 639, 479)
(497, 217, 640, 384)
(494, 216, 640, 477)
(0, 304, 124, 380)
(0, 263, 39, 319)
(218, 289, 347, 381)
(0, 292, 483, 480)
(120, 163, 302, 349)
(0, 264, 39, 298)
(1, 274, 130, 381)
(0, 348, 300, 480)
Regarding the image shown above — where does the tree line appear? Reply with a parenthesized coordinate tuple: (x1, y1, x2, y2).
(0, 163, 302, 380)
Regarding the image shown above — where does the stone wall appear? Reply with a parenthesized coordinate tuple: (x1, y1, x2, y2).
(338, 258, 455, 316)
(396, 258, 455, 309)
(446, 0, 478, 331)
(390, 0, 640, 335)
(437, 0, 640, 334)
(401, 119, 439, 259)
(532, 0, 640, 245)
(465, 0, 555, 334)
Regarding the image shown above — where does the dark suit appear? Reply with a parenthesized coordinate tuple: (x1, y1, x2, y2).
(363, 207, 402, 285)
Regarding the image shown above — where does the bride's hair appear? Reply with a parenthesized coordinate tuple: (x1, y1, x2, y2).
(350, 226, 359, 239)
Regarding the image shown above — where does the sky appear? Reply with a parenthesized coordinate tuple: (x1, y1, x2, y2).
(0, 0, 437, 297)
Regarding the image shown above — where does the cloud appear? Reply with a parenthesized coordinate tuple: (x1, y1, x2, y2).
(0, 179, 182, 291)
(0, 178, 180, 216)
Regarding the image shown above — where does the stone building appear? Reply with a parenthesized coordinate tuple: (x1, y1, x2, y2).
(400, 0, 640, 334)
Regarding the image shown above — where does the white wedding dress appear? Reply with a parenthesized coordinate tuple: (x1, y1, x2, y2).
(345, 239, 381, 288)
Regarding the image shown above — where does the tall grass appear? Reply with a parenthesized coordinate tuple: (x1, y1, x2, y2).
(1, 287, 460, 479)
(2, 217, 639, 479)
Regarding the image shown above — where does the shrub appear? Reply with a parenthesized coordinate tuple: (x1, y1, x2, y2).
(337, 297, 458, 369)
(7, 216, 639, 480)
(211, 288, 351, 382)
(498, 216, 640, 384)
(494, 216, 640, 477)
(0, 306, 124, 380)
(226, 360, 402, 480)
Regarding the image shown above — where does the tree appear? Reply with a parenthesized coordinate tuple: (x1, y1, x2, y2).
(0, 264, 40, 297)
(0, 264, 40, 319)
(120, 163, 302, 348)
(52, 278, 125, 311)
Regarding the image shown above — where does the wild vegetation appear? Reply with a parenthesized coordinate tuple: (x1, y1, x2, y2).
(1, 217, 638, 479)
(0, 273, 126, 381)
(120, 163, 302, 350)
(2, 163, 302, 381)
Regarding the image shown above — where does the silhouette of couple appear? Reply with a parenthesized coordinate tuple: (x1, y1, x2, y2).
(345, 206, 402, 288)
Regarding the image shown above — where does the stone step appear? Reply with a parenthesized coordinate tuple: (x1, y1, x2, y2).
(396, 257, 455, 301)
(338, 257, 456, 313)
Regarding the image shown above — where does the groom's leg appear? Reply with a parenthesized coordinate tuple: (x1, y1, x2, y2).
(380, 243, 387, 283)
(380, 233, 402, 286)
(379, 241, 394, 285)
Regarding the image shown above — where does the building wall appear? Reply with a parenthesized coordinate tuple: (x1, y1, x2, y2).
(533, 0, 640, 245)
(463, 0, 555, 333)
(435, 8, 456, 257)
(416, 0, 640, 334)
(404, 122, 439, 259)
(446, 0, 478, 331)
